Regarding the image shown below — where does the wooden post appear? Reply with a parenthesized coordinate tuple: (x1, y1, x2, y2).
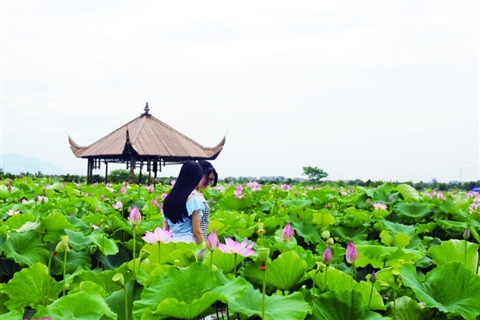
(87, 158, 93, 184)
(129, 156, 136, 184)
(104, 161, 108, 184)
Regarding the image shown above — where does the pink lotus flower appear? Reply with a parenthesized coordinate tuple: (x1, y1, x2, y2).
(281, 184, 291, 191)
(234, 184, 244, 199)
(247, 181, 262, 191)
(219, 238, 255, 257)
(346, 241, 358, 264)
(151, 197, 158, 206)
(145, 185, 154, 193)
(141, 227, 173, 244)
(7, 209, 20, 216)
(128, 206, 142, 226)
(282, 222, 295, 241)
(373, 203, 387, 210)
(161, 193, 168, 200)
(207, 229, 219, 251)
(322, 246, 333, 265)
(112, 200, 123, 210)
(91, 224, 99, 230)
(120, 184, 127, 195)
(100, 194, 105, 201)
(213, 185, 225, 191)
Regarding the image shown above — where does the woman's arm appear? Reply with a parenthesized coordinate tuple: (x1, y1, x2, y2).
(191, 210, 204, 245)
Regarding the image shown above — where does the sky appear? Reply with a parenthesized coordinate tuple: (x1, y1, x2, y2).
(1, 1, 479, 183)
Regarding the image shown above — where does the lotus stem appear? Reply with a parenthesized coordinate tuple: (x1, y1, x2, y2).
(210, 250, 214, 269)
(261, 262, 267, 320)
(324, 265, 328, 290)
(46, 252, 54, 304)
(132, 230, 136, 279)
(368, 282, 374, 309)
(233, 253, 237, 275)
(63, 250, 67, 296)
(158, 242, 161, 265)
(124, 286, 128, 320)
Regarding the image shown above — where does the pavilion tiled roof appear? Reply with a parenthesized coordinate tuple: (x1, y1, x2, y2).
(68, 108, 225, 161)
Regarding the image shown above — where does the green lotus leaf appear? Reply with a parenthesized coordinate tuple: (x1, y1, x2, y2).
(4, 212, 36, 230)
(310, 267, 385, 310)
(3, 231, 50, 267)
(290, 216, 322, 243)
(208, 249, 245, 273)
(400, 262, 480, 319)
(2, 263, 63, 310)
(243, 251, 308, 290)
(64, 229, 93, 250)
(355, 244, 424, 268)
(313, 211, 335, 230)
(311, 289, 370, 320)
(0, 310, 25, 320)
(213, 272, 311, 320)
(394, 202, 432, 223)
(436, 219, 468, 232)
(105, 280, 143, 320)
(395, 184, 420, 201)
(280, 198, 312, 208)
(70, 268, 122, 295)
(50, 249, 92, 275)
(386, 295, 434, 320)
(376, 220, 420, 249)
(133, 262, 222, 319)
(393, 233, 410, 248)
(42, 211, 76, 231)
(34, 291, 116, 320)
(90, 231, 119, 255)
(427, 239, 479, 273)
(333, 225, 368, 242)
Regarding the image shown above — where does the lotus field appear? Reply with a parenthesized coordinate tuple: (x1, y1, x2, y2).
(1, 177, 480, 320)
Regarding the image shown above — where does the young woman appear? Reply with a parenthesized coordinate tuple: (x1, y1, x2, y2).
(194, 160, 218, 238)
(162, 161, 205, 244)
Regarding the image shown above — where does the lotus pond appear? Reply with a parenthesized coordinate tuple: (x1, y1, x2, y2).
(1, 177, 480, 320)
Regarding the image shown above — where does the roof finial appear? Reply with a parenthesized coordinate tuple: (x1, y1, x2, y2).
(144, 102, 150, 115)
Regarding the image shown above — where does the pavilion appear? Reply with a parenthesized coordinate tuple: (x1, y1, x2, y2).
(68, 103, 225, 184)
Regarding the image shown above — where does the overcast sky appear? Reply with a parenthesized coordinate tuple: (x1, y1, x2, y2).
(1, 1, 479, 183)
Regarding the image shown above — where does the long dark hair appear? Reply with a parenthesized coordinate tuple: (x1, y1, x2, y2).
(163, 161, 203, 223)
(198, 160, 218, 186)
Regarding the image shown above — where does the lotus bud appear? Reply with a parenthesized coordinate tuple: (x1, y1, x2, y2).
(322, 246, 333, 265)
(100, 194, 105, 201)
(41, 197, 45, 205)
(128, 206, 142, 226)
(326, 237, 335, 245)
(7, 185, 11, 192)
(206, 229, 219, 251)
(370, 270, 377, 283)
(346, 241, 358, 265)
(282, 222, 295, 241)
(112, 273, 125, 287)
(257, 248, 270, 262)
(463, 228, 471, 240)
(321, 230, 331, 239)
(34, 194, 39, 202)
(61, 235, 70, 252)
(197, 249, 205, 261)
(256, 222, 266, 236)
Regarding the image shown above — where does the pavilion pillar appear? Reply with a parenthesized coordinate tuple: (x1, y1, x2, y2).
(87, 158, 94, 184)
(147, 160, 152, 186)
(129, 156, 136, 184)
(104, 161, 108, 184)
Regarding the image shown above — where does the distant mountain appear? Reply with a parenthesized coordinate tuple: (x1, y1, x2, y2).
(0, 153, 66, 175)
